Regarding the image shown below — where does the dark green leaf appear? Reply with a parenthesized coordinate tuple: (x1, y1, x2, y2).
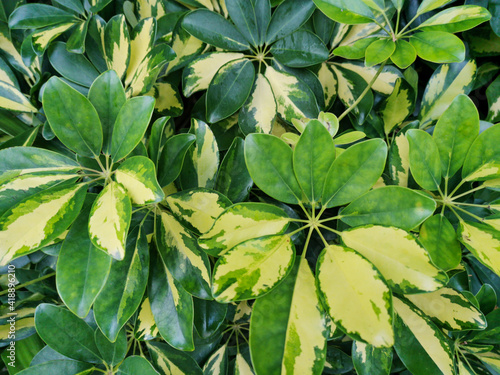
(117, 356, 160, 375)
(226, 0, 267, 47)
(266, 0, 316, 44)
(271, 29, 329, 68)
(66, 19, 89, 54)
(9, 4, 77, 29)
(193, 299, 227, 339)
(15, 360, 94, 375)
(48, 42, 99, 87)
(147, 341, 203, 375)
(95, 328, 127, 366)
(157, 133, 196, 187)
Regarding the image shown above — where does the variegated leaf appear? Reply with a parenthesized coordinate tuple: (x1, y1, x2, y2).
(317, 245, 394, 348)
(31, 22, 76, 55)
(203, 344, 228, 375)
(394, 296, 455, 375)
(238, 73, 276, 135)
(316, 63, 337, 110)
(0, 183, 86, 266)
(487, 75, 500, 123)
(250, 258, 327, 375)
(0, 81, 37, 112)
(388, 132, 410, 187)
(419, 59, 476, 127)
(379, 79, 415, 135)
(157, 211, 212, 299)
(136, 0, 167, 19)
(464, 162, 500, 182)
(0, 23, 37, 81)
(104, 15, 130, 80)
(134, 298, 159, 341)
(198, 203, 290, 257)
(165, 24, 205, 75)
(265, 66, 320, 123)
(165, 188, 231, 235)
(459, 221, 500, 276)
(179, 119, 219, 190)
(147, 341, 203, 375)
(125, 18, 156, 87)
(182, 52, 244, 97)
(336, 62, 401, 95)
(94, 225, 149, 342)
(416, 5, 491, 33)
(235, 353, 255, 375)
(115, 156, 164, 205)
(405, 287, 487, 331)
(342, 225, 448, 294)
(88, 181, 132, 261)
(352, 341, 392, 375)
(212, 234, 295, 302)
(146, 82, 183, 117)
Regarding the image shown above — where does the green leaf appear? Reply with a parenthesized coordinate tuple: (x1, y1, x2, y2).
(66, 19, 89, 54)
(43, 77, 102, 158)
(459, 221, 500, 276)
(265, 0, 316, 44)
(487, 74, 500, 123)
(341, 186, 436, 230)
(433, 94, 479, 178)
(406, 287, 487, 331)
(193, 299, 227, 340)
(164, 20, 204, 75)
(352, 341, 392, 375)
(147, 341, 203, 375)
(157, 211, 212, 299)
(462, 123, 500, 179)
(215, 138, 253, 203)
(419, 60, 476, 127)
(212, 234, 295, 302)
(110, 96, 155, 162)
(57, 201, 112, 318)
(34, 303, 102, 363)
(15, 360, 94, 374)
(157, 133, 196, 187)
(206, 58, 255, 123)
(182, 9, 250, 51)
(95, 328, 127, 366)
(89, 0, 112, 13)
(250, 258, 326, 375)
(407, 129, 442, 191)
(8, 4, 77, 29)
(203, 345, 229, 375)
(88, 70, 126, 155)
(271, 30, 329, 68)
(104, 15, 130, 80)
(166, 188, 232, 236)
(149, 253, 194, 351)
(417, 5, 491, 33)
(390, 40, 417, 69)
(322, 139, 387, 208)
(245, 133, 302, 204)
(238, 73, 276, 135)
(198, 202, 290, 256)
(293, 120, 336, 204)
(342, 225, 448, 293)
(365, 39, 395, 67)
(48, 42, 99, 87)
(410, 31, 465, 63)
(0, 183, 86, 266)
(264, 66, 319, 123)
(393, 296, 455, 375)
(317, 245, 394, 347)
(94, 225, 149, 342)
(416, 0, 457, 16)
(115, 156, 164, 205)
(117, 356, 160, 375)
(88, 181, 132, 261)
(225, 0, 268, 47)
(379, 78, 415, 135)
(312, 0, 374, 24)
(419, 214, 461, 271)
(179, 119, 220, 190)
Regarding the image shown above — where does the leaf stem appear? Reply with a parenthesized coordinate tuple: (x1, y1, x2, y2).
(301, 226, 314, 259)
(318, 223, 342, 236)
(338, 60, 387, 122)
(287, 223, 311, 237)
(451, 185, 486, 201)
(452, 204, 485, 223)
(0, 272, 56, 296)
(315, 226, 330, 248)
(397, 12, 420, 36)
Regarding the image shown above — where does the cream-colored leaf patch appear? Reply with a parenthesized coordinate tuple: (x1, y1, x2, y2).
(459, 221, 500, 276)
(32, 23, 75, 53)
(135, 297, 159, 340)
(0, 81, 37, 112)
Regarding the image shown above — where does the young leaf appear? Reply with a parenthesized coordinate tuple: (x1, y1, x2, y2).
(43, 77, 103, 158)
(416, 0, 454, 15)
(405, 287, 487, 331)
(104, 15, 130, 80)
(322, 139, 387, 208)
(250, 258, 327, 375)
(342, 225, 448, 294)
(365, 39, 395, 67)
(88, 70, 126, 155)
(0, 183, 86, 266)
(317, 245, 394, 347)
(390, 40, 417, 69)
(206, 58, 255, 123)
(166, 188, 232, 235)
(94, 226, 149, 342)
(341, 187, 436, 230)
(110, 96, 155, 162)
(34, 304, 102, 363)
(407, 129, 442, 191)
(198, 202, 290, 256)
(57, 201, 112, 318)
(293, 120, 336, 204)
(245, 133, 303, 204)
(115, 156, 164, 205)
(156, 211, 212, 299)
(88, 181, 132, 261)
(410, 31, 465, 63)
(312, 0, 374, 24)
(212, 234, 295, 302)
(417, 5, 491, 33)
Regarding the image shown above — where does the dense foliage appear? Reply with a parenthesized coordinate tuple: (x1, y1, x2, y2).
(0, 0, 500, 374)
